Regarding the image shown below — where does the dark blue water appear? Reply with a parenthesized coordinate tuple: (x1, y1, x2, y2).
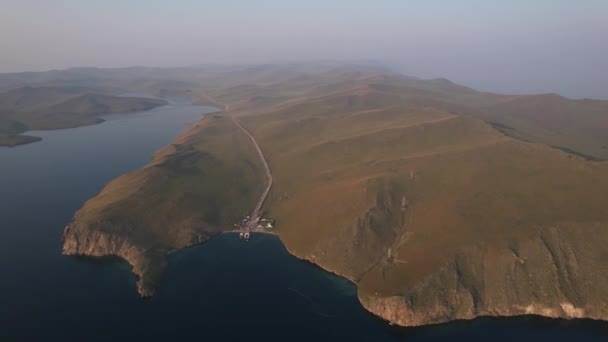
(1, 101, 608, 341)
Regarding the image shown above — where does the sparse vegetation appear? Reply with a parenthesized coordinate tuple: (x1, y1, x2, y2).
(56, 64, 608, 324)
(63, 114, 265, 296)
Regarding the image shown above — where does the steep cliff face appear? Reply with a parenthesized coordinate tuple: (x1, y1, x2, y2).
(286, 178, 409, 282)
(62, 115, 265, 296)
(63, 220, 216, 297)
(358, 225, 608, 326)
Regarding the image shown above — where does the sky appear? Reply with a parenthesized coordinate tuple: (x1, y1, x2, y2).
(1, 0, 607, 98)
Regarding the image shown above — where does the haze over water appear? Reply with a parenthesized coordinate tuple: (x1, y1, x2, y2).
(1, 0, 607, 98)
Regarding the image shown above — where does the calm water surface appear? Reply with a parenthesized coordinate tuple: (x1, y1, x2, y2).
(1, 100, 607, 341)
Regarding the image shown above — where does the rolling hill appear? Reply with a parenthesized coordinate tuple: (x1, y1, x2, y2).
(55, 64, 608, 326)
(0, 86, 168, 146)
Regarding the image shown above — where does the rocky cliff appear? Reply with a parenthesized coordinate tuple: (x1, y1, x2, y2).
(356, 224, 608, 326)
(63, 219, 216, 297)
(62, 115, 265, 296)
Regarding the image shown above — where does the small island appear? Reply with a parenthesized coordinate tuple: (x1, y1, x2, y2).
(0, 86, 168, 146)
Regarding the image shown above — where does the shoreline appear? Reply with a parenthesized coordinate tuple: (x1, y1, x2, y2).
(60, 102, 608, 329)
(77, 227, 608, 330)
(255, 231, 608, 329)
(0, 96, 170, 148)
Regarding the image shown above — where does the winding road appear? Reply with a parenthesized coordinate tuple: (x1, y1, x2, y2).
(199, 89, 272, 231)
(229, 115, 273, 229)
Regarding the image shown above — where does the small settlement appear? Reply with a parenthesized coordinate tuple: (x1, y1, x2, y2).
(234, 212, 275, 241)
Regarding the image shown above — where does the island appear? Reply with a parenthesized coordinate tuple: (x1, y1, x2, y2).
(0, 86, 168, 146)
(59, 64, 608, 326)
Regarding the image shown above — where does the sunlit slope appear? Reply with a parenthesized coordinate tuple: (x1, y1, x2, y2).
(238, 87, 608, 326)
(2, 65, 605, 157)
(364, 76, 608, 161)
(63, 115, 265, 296)
(478, 94, 608, 160)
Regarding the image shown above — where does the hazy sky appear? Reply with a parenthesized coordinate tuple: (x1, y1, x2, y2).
(1, 0, 607, 98)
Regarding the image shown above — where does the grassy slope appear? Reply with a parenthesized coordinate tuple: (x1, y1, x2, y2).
(58, 65, 608, 324)
(63, 114, 265, 295)
(229, 75, 608, 325)
(478, 94, 608, 160)
(368, 77, 608, 160)
(240, 90, 608, 285)
(0, 87, 167, 146)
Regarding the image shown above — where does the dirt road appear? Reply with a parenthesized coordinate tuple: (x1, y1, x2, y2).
(229, 116, 273, 225)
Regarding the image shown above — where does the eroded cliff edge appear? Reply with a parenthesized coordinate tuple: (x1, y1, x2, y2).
(357, 225, 608, 326)
(275, 180, 608, 327)
(63, 115, 265, 296)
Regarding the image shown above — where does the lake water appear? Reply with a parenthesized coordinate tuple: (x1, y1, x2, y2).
(1, 100, 607, 341)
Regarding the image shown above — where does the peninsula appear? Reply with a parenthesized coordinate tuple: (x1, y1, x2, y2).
(0, 86, 167, 146)
(57, 64, 608, 326)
